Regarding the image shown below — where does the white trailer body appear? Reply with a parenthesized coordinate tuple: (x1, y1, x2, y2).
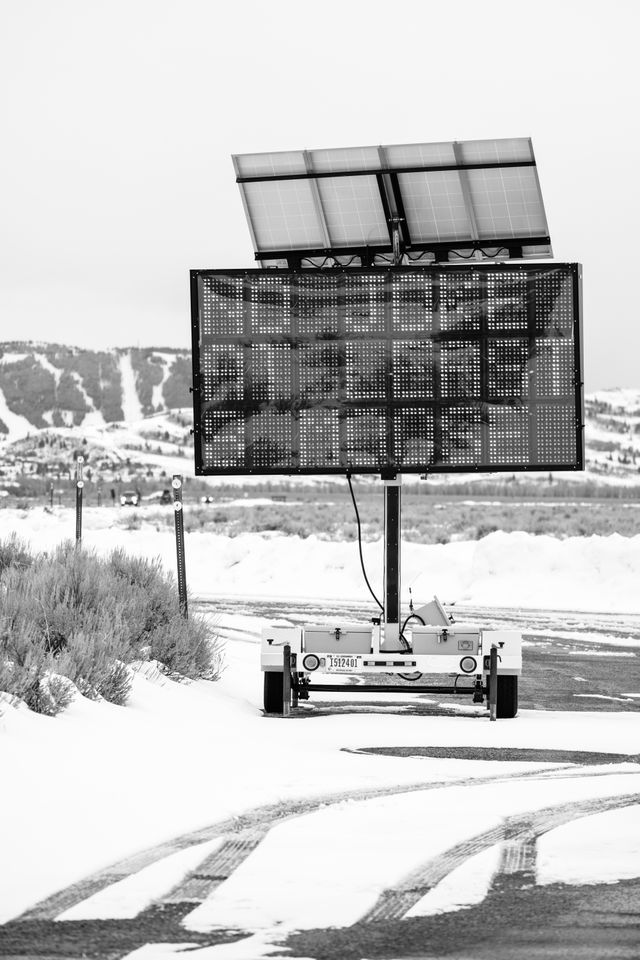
(261, 611, 522, 719)
(262, 623, 521, 677)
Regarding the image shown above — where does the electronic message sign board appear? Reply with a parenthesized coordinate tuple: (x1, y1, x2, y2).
(190, 264, 583, 476)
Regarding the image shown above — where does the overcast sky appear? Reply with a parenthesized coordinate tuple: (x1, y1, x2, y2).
(0, 0, 637, 389)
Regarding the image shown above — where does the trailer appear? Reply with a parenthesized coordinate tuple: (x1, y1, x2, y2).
(261, 596, 521, 720)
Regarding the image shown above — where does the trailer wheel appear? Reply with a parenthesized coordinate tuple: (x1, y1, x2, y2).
(263, 671, 284, 714)
(496, 676, 518, 719)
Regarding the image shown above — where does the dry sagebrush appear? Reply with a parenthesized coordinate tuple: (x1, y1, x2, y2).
(0, 538, 222, 715)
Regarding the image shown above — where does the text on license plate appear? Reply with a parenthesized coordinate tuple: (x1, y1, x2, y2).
(326, 654, 363, 673)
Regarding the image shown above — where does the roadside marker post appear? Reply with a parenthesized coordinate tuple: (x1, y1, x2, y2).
(75, 456, 84, 546)
(172, 475, 188, 618)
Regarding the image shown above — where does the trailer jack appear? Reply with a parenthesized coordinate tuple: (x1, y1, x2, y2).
(473, 679, 484, 704)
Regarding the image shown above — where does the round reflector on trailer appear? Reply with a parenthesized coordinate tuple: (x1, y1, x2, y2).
(303, 653, 320, 672)
(460, 656, 477, 674)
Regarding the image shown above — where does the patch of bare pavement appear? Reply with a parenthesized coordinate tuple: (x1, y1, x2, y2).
(278, 787, 640, 960)
(0, 911, 243, 960)
(282, 878, 640, 960)
(349, 746, 640, 764)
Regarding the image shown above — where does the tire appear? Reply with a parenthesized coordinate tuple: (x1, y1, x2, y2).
(263, 671, 284, 714)
(496, 675, 518, 719)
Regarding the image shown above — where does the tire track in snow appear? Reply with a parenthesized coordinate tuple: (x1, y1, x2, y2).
(361, 792, 640, 922)
(12, 765, 583, 923)
(497, 821, 537, 878)
(161, 829, 267, 905)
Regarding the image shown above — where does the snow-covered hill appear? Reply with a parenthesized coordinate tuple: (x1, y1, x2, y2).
(0, 343, 194, 490)
(585, 389, 640, 481)
(0, 342, 190, 438)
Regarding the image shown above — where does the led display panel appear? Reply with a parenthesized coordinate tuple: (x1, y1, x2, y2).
(233, 138, 553, 266)
(190, 264, 583, 476)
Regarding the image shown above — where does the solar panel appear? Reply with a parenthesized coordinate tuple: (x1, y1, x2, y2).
(233, 138, 552, 267)
(190, 263, 583, 476)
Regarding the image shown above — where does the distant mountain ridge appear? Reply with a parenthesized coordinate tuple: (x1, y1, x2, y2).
(0, 343, 191, 437)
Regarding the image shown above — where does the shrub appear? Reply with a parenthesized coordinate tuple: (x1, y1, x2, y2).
(0, 534, 33, 575)
(475, 523, 499, 540)
(149, 614, 222, 681)
(55, 625, 133, 705)
(0, 617, 73, 716)
(0, 542, 222, 714)
(107, 549, 179, 639)
(122, 513, 142, 531)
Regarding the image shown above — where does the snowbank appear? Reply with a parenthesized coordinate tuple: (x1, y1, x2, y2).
(2, 507, 640, 613)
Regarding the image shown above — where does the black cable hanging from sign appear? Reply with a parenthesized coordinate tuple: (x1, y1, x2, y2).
(347, 472, 384, 615)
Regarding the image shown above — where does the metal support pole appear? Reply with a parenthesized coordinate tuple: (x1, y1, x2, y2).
(172, 475, 188, 618)
(49, 482, 54, 509)
(489, 644, 498, 721)
(383, 477, 401, 648)
(283, 644, 291, 717)
(290, 652, 298, 708)
(75, 456, 84, 546)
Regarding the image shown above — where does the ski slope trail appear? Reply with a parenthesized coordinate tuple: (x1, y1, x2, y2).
(118, 350, 143, 422)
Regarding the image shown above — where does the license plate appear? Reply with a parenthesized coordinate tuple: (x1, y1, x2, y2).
(326, 654, 363, 674)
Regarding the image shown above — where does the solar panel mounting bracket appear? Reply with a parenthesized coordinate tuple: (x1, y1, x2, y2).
(259, 237, 539, 270)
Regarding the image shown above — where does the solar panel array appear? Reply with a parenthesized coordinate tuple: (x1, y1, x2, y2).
(191, 264, 583, 476)
(234, 138, 552, 265)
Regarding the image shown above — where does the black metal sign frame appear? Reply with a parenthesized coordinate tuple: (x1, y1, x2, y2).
(190, 264, 583, 476)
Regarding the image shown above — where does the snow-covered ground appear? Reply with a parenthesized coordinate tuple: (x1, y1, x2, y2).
(1, 614, 639, 954)
(2, 614, 639, 913)
(1, 509, 639, 958)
